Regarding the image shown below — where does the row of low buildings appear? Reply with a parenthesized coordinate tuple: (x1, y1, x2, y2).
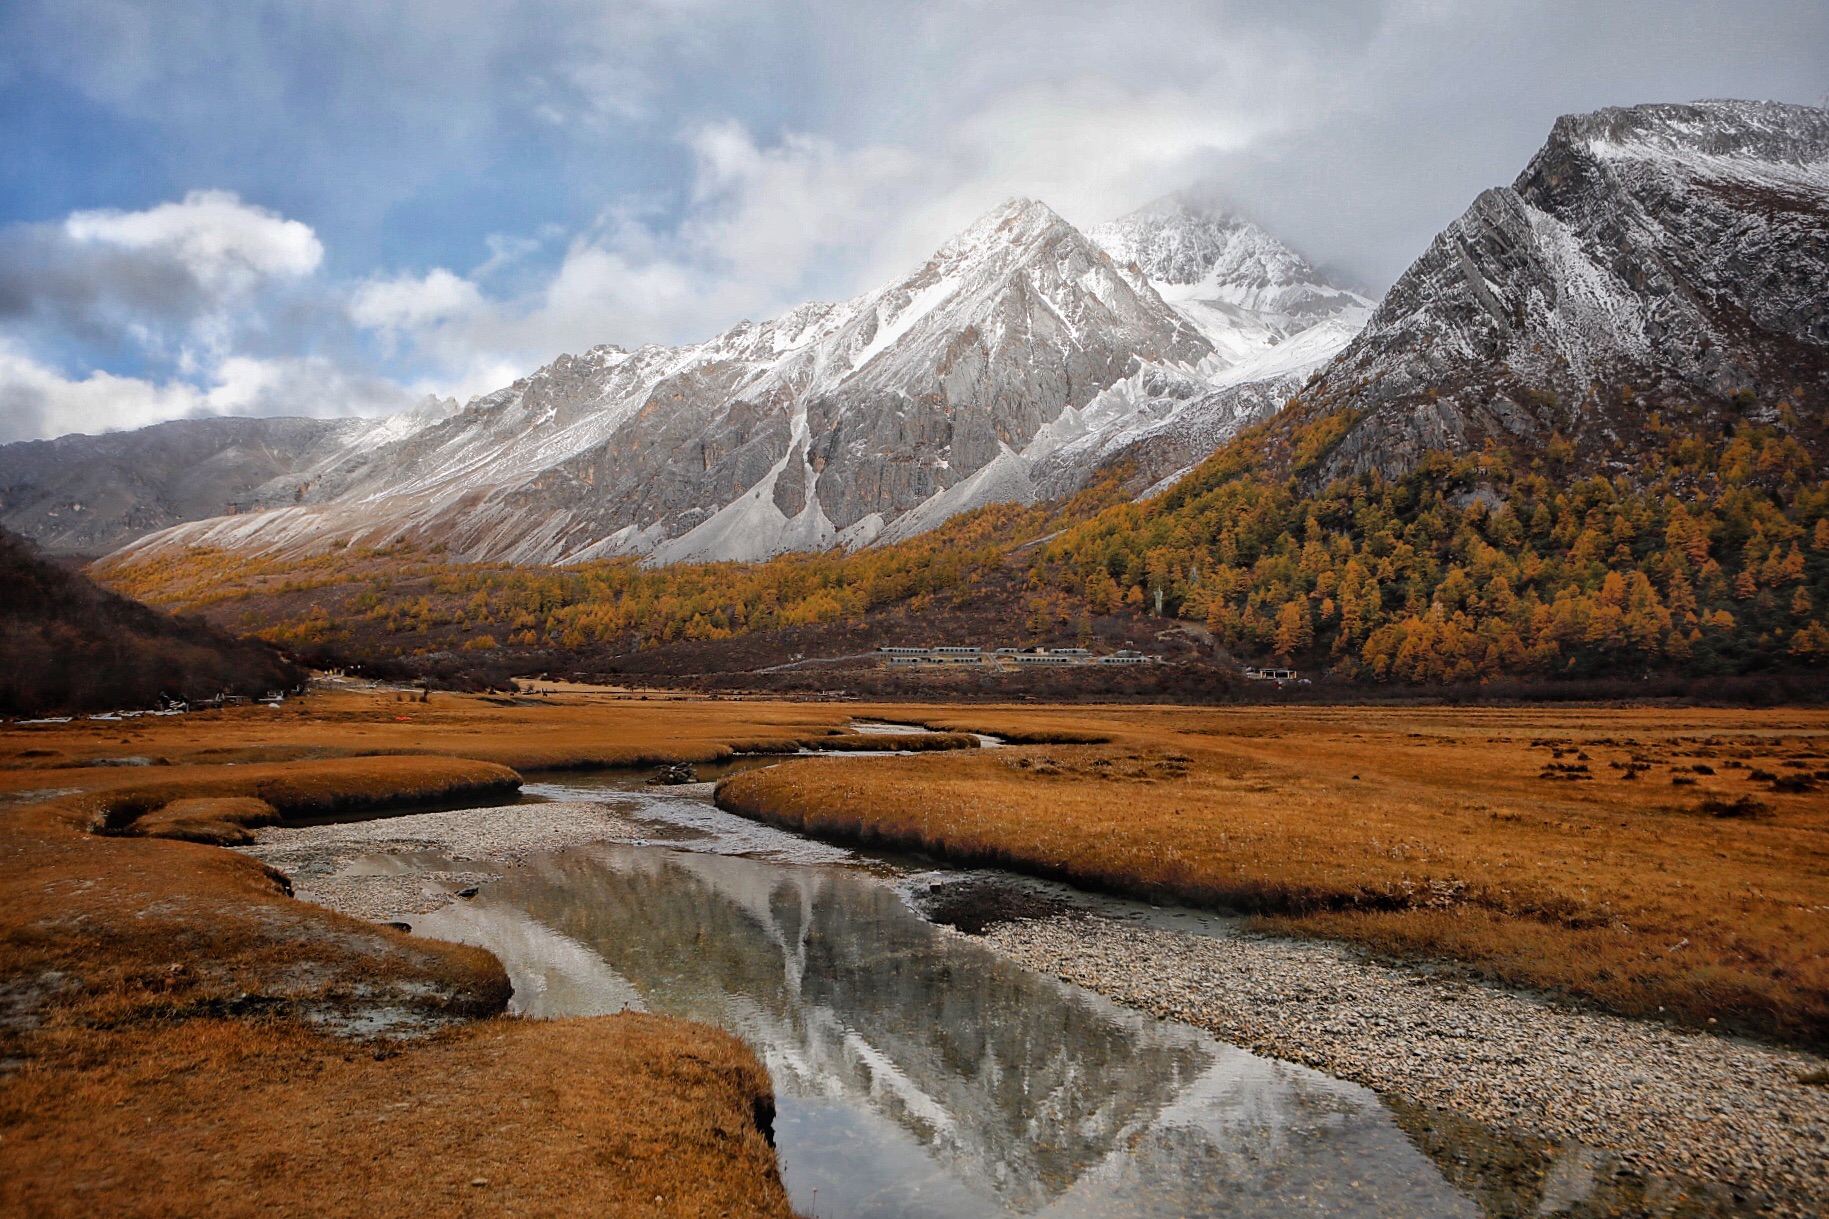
(877, 645, 1156, 668)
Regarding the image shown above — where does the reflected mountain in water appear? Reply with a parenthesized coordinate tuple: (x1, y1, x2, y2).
(419, 846, 1473, 1217)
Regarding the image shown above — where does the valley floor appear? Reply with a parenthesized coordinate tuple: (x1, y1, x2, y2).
(718, 704, 1829, 1047)
(0, 690, 851, 1217)
(5, 689, 1828, 1213)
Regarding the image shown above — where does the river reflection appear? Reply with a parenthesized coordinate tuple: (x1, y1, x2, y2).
(418, 845, 1474, 1217)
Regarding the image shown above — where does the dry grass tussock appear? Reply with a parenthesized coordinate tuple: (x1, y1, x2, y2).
(0, 713, 799, 1216)
(131, 795, 281, 844)
(718, 703, 1829, 1047)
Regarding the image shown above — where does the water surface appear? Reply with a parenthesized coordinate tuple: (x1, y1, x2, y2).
(415, 776, 1480, 1217)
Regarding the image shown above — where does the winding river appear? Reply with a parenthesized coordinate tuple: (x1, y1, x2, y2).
(399, 752, 1486, 1218)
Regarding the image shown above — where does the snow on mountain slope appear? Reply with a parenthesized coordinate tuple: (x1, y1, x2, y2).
(0, 415, 383, 555)
(1278, 99, 1829, 485)
(113, 198, 1219, 567)
(1089, 192, 1373, 365)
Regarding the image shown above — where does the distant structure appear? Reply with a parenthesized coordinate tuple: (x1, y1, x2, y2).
(1243, 666, 1297, 681)
(877, 645, 1158, 669)
(1100, 650, 1149, 666)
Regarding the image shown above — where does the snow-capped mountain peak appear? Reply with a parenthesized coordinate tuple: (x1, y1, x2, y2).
(21, 189, 1380, 567)
(1089, 191, 1373, 372)
(106, 197, 1226, 566)
(1266, 99, 1829, 486)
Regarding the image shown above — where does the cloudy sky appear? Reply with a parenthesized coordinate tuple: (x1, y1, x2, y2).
(0, 0, 1823, 442)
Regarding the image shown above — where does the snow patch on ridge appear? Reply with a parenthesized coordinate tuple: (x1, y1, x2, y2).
(875, 445, 1037, 546)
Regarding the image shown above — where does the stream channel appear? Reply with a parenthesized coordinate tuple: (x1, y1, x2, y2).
(382, 726, 1488, 1217)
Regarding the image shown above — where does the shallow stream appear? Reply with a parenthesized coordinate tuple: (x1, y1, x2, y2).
(401, 755, 1490, 1217)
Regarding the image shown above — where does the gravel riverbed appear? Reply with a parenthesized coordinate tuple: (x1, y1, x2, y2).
(243, 798, 673, 923)
(244, 796, 1829, 1214)
(983, 914, 1829, 1214)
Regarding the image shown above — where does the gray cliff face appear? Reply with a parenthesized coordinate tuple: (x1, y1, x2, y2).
(1300, 100, 1829, 484)
(0, 415, 370, 554)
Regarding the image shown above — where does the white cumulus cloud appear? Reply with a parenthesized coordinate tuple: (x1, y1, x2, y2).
(64, 189, 323, 293)
(0, 339, 414, 443)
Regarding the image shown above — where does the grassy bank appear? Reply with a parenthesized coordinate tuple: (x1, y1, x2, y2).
(716, 704, 1829, 1048)
(0, 687, 861, 783)
(0, 717, 797, 1216)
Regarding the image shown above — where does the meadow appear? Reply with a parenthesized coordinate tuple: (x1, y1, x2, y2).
(0, 690, 869, 1217)
(8, 687, 1827, 1215)
(718, 703, 1829, 1047)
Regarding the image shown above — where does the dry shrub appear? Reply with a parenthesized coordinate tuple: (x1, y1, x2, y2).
(1700, 794, 1769, 818)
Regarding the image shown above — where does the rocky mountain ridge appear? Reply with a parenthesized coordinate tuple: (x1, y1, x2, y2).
(0, 415, 365, 556)
(88, 196, 1362, 565)
(1270, 99, 1829, 484)
(21, 99, 1818, 572)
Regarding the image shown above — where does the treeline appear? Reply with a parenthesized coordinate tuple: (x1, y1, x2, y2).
(103, 479, 1126, 656)
(1038, 413, 1827, 680)
(1, 529, 301, 715)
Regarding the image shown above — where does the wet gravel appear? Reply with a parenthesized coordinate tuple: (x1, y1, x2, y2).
(244, 800, 661, 923)
(982, 914, 1829, 1214)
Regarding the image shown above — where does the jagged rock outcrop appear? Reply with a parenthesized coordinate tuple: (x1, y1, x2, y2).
(1281, 100, 1829, 484)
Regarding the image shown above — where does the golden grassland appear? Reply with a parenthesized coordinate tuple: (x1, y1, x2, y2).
(716, 703, 1829, 1047)
(11, 688, 1829, 1212)
(2, 1012, 787, 1218)
(0, 688, 861, 787)
(0, 691, 856, 1217)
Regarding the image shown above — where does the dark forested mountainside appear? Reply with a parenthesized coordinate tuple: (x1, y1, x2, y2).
(0, 528, 301, 715)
